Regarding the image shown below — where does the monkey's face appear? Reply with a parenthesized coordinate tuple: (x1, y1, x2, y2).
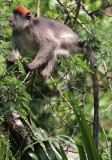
(9, 12, 30, 30)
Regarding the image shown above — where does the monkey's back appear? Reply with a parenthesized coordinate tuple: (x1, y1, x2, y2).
(33, 18, 78, 39)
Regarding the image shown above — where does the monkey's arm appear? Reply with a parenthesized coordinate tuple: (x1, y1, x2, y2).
(7, 30, 21, 62)
(28, 41, 57, 70)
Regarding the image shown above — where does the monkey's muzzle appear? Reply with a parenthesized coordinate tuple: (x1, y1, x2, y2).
(9, 17, 15, 28)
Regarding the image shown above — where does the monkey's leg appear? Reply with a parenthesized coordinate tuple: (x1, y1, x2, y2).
(27, 42, 57, 71)
(40, 54, 56, 78)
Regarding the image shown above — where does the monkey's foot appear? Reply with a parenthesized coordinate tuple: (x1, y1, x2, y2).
(7, 54, 16, 62)
(40, 69, 50, 78)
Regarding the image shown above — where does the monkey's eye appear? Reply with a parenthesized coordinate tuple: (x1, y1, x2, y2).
(26, 15, 31, 20)
(26, 12, 32, 20)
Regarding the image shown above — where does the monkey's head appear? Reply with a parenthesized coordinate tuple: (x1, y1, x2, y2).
(9, 6, 33, 30)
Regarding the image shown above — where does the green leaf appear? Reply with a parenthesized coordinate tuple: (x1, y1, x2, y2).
(34, 143, 49, 160)
(76, 143, 86, 160)
(111, 140, 112, 160)
(0, 54, 7, 76)
(29, 151, 39, 160)
(0, 136, 3, 159)
(68, 91, 99, 160)
(15, 58, 25, 75)
(44, 141, 62, 160)
(59, 143, 68, 160)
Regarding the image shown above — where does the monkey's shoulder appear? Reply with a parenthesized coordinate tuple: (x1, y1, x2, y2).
(32, 17, 58, 27)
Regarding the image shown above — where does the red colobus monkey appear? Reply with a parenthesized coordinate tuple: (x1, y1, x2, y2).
(7, 6, 81, 78)
(7, 6, 99, 150)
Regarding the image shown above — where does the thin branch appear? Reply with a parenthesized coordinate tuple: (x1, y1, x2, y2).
(80, 1, 96, 19)
(71, 86, 83, 93)
(35, 0, 40, 17)
(106, 0, 110, 6)
(82, 71, 87, 110)
(23, 71, 31, 82)
(80, 1, 112, 18)
(73, 0, 81, 25)
(50, 75, 72, 109)
(90, 4, 112, 16)
(100, 123, 110, 159)
(103, 62, 112, 95)
(57, 0, 86, 30)
(100, 103, 112, 116)
(99, 9, 112, 17)
(30, 71, 36, 98)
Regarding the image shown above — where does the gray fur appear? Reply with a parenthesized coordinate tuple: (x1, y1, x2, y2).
(7, 12, 80, 78)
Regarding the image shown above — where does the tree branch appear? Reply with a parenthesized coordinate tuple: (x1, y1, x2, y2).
(57, 0, 86, 29)
(103, 62, 112, 95)
(35, 0, 40, 17)
(73, 0, 81, 25)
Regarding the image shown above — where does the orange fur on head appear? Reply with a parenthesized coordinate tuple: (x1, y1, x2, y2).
(14, 6, 32, 16)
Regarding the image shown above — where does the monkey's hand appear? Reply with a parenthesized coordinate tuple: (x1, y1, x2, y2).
(27, 61, 38, 71)
(7, 54, 16, 62)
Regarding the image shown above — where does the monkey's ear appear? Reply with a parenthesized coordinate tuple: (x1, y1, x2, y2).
(26, 12, 32, 20)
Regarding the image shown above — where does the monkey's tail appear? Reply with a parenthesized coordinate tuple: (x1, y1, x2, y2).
(84, 46, 99, 151)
